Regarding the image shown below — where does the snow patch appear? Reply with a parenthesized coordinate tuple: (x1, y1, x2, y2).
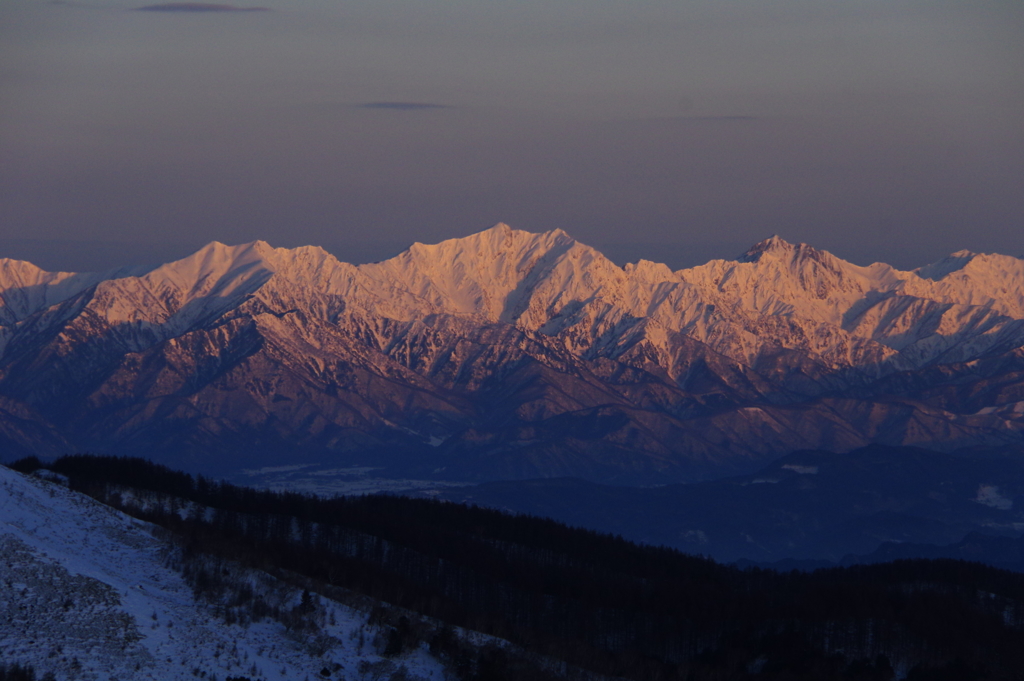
(241, 464, 316, 476)
(781, 464, 819, 475)
(975, 484, 1013, 510)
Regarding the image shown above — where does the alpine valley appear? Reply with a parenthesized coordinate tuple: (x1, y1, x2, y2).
(2, 224, 1024, 485)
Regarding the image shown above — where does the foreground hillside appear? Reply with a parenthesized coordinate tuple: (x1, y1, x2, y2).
(2, 226, 1024, 482)
(0, 461, 448, 681)
(7, 455, 1024, 680)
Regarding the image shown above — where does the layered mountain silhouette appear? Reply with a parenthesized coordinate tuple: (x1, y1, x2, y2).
(428, 444, 1024, 565)
(2, 224, 1023, 482)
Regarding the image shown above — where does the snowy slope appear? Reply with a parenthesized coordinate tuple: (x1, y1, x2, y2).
(0, 465, 447, 681)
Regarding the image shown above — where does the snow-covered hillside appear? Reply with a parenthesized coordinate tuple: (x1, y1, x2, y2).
(0, 465, 448, 680)
(2, 225, 1024, 482)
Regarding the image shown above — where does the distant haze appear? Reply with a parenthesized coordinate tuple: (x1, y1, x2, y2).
(1, 0, 1022, 273)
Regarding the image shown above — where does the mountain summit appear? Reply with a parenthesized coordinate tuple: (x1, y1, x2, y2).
(1, 225, 1023, 483)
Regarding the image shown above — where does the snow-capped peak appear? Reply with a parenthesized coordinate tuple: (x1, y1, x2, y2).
(904, 249, 1024, 318)
(674, 236, 908, 329)
(736, 234, 796, 262)
(0, 259, 144, 326)
(348, 224, 582, 320)
(139, 240, 272, 297)
(914, 250, 978, 281)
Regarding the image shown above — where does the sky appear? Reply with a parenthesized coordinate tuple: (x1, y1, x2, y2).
(1, 0, 1022, 273)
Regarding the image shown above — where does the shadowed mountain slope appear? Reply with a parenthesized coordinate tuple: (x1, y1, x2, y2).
(2, 225, 1024, 482)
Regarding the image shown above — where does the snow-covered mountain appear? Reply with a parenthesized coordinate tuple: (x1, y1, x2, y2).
(2, 224, 1024, 482)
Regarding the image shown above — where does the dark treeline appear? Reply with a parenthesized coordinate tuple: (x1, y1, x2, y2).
(0, 660, 50, 681)
(11, 455, 1024, 680)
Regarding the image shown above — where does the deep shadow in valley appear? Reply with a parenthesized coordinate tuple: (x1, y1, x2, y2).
(426, 444, 1024, 567)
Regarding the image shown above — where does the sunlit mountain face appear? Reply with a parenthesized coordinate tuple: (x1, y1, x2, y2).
(2, 224, 1024, 483)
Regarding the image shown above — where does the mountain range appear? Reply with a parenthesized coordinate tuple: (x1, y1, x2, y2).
(2, 224, 1024, 482)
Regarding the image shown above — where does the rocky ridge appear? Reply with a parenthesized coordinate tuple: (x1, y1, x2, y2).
(1, 224, 1023, 482)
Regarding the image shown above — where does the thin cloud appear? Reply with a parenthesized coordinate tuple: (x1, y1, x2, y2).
(356, 102, 451, 111)
(603, 114, 763, 130)
(136, 3, 270, 12)
(673, 115, 759, 122)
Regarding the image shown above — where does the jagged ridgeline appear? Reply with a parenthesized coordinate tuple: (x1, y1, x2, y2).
(14, 455, 1024, 681)
(2, 225, 1024, 482)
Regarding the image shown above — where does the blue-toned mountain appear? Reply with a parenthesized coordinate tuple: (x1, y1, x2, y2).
(1, 225, 1023, 482)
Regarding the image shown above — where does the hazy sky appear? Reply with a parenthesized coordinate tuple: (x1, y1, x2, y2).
(1, 0, 1022, 272)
